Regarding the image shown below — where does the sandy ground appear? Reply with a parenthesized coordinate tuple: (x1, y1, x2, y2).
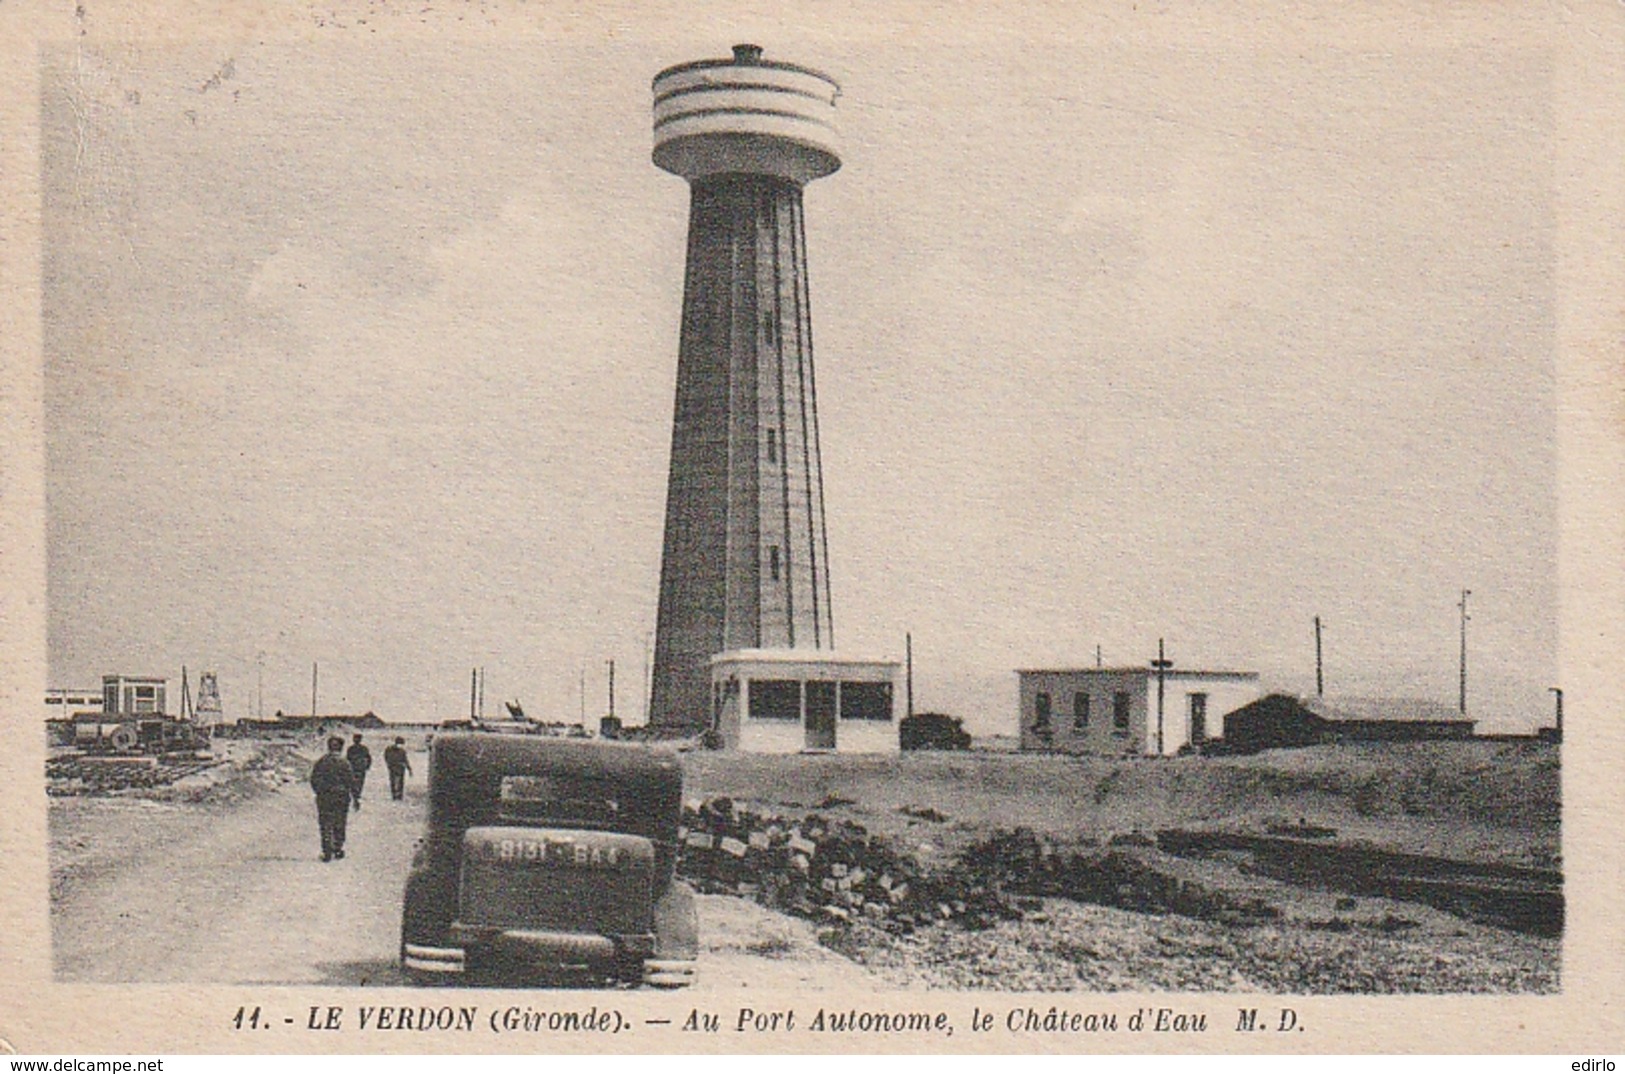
(49, 748, 876, 989)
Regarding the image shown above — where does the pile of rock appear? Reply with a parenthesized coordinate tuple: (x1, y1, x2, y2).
(677, 798, 1022, 933)
(45, 755, 222, 796)
(678, 799, 1279, 937)
(956, 828, 1281, 927)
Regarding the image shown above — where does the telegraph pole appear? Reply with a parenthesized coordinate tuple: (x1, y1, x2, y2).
(311, 662, 318, 719)
(1151, 638, 1173, 756)
(643, 632, 654, 724)
(1458, 589, 1471, 716)
(470, 668, 477, 720)
(1314, 616, 1324, 699)
(607, 659, 616, 719)
(905, 633, 914, 719)
(1549, 686, 1563, 737)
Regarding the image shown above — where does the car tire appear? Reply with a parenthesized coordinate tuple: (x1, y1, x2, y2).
(645, 879, 699, 987)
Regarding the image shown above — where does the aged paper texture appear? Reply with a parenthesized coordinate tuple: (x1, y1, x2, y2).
(2, 0, 1622, 1055)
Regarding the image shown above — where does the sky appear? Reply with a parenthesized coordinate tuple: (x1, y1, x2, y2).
(43, 29, 1557, 734)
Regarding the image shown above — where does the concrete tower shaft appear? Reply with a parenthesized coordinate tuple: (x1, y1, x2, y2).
(648, 46, 839, 731)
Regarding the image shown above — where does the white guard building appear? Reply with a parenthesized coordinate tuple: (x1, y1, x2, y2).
(709, 649, 901, 753)
(1017, 666, 1261, 756)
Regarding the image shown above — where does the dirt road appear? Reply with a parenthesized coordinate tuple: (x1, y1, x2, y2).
(54, 767, 423, 985)
(50, 758, 874, 990)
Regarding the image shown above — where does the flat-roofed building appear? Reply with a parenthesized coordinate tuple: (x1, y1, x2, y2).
(1307, 697, 1476, 741)
(1017, 665, 1261, 756)
(709, 649, 900, 753)
(101, 674, 168, 715)
(43, 686, 104, 718)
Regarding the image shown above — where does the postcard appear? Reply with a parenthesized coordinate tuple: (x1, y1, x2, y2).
(1, 0, 1621, 1055)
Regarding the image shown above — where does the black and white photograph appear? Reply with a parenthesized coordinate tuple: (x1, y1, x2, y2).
(2, 0, 1621, 1056)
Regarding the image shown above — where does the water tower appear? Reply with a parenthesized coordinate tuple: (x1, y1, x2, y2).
(647, 45, 841, 731)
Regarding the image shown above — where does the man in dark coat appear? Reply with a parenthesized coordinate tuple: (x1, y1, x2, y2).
(310, 736, 354, 862)
(383, 736, 413, 800)
(346, 733, 373, 809)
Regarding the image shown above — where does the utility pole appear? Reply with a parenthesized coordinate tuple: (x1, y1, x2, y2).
(607, 659, 616, 719)
(1549, 686, 1563, 737)
(311, 662, 318, 719)
(579, 664, 585, 723)
(1151, 638, 1173, 756)
(1314, 616, 1324, 699)
(470, 668, 478, 720)
(478, 666, 485, 720)
(1458, 589, 1471, 716)
(256, 652, 265, 720)
(905, 633, 914, 719)
(643, 632, 654, 724)
(1096, 644, 1102, 669)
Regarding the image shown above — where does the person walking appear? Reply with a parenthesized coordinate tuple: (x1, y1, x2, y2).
(346, 733, 373, 809)
(309, 736, 354, 862)
(383, 736, 413, 800)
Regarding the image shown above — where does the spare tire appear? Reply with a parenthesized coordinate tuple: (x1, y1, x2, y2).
(109, 724, 140, 753)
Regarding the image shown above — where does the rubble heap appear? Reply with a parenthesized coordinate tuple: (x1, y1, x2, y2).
(676, 800, 1281, 941)
(46, 755, 222, 796)
(957, 828, 1281, 927)
(677, 798, 1022, 932)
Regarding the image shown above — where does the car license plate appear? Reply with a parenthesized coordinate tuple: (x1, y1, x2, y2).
(487, 836, 623, 869)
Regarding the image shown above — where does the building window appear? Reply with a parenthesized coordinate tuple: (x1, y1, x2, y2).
(839, 681, 892, 721)
(749, 680, 801, 720)
(769, 545, 781, 581)
(766, 428, 778, 464)
(1073, 692, 1090, 729)
(1112, 691, 1131, 732)
(1034, 691, 1052, 732)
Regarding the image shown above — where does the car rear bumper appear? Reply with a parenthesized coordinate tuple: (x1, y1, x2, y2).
(642, 958, 697, 988)
(402, 942, 465, 975)
(423, 925, 657, 968)
(404, 933, 693, 986)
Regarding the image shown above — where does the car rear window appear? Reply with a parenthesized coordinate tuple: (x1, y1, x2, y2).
(498, 774, 623, 828)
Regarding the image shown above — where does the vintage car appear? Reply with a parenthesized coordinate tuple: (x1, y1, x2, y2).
(399, 732, 698, 987)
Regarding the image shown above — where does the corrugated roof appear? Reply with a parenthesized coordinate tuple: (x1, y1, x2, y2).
(1307, 697, 1469, 723)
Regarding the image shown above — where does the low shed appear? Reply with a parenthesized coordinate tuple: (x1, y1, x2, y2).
(1310, 698, 1477, 742)
(1222, 694, 1330, 754)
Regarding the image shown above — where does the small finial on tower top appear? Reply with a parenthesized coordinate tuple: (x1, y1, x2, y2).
(732, 44, 764, 64)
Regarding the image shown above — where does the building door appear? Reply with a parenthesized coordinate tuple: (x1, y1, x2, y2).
(805, 681, 836, 750)
(1189, 693, 1208, 747)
